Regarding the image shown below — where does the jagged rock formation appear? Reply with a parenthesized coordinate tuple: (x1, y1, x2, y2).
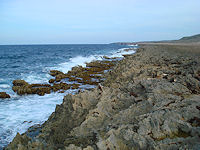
(6, 44, 200, 150)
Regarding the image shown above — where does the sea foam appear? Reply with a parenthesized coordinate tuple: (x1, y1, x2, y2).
(0, 45, 137, 149)
(50, 55, 102, 73)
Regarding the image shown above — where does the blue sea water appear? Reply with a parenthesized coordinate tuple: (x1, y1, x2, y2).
(0, 44, 135, 149)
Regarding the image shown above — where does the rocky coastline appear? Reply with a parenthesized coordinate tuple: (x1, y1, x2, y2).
(1, 56, 121, 98)
(5, 44, 200, 149)
(10, 59, 118, 97)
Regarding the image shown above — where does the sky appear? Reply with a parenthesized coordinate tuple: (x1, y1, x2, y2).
(0, 0, 200, 44)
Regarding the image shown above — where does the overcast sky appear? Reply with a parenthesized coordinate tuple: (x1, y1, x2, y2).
(0, 0, 200, 44)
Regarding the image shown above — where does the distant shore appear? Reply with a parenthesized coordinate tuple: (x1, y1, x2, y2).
(5, 43, 200, 150)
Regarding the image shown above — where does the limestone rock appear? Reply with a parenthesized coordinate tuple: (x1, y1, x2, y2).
(12, 80, 52, 96)
(6, 44, 200, 149)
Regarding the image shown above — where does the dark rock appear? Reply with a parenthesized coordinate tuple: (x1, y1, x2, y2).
(0, 92, 10, 99)
(55, 74, 67, 82)
(52, 83, 71, 92)
(103, 56, 111, 59)
(49, 70, 64, 77)
(12, 80, 52, 96)
(49, 79, 55, 83)
(188, 117, 200, 127)
(71, 84, 80, 89)
(12, 80, 28, 86)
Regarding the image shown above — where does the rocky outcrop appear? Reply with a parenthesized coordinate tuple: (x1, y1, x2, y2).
(12, 80, 81, 96)
(0, 92, 10, 99)
(64, 60, 117, 85)
(6, 44, 200, 149)
(11, 58, 119, 96)
(12, 80, 51, 96)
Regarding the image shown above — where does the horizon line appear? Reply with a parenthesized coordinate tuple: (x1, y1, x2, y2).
(0, 43, 114, 46)
(0, 42, 138, 46)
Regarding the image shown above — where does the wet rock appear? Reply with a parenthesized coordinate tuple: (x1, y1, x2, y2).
(13, 80, 29, 86)
(86, 60, 115, 69)
(30, 84, 51, 88)
(12, 80, 52, 96)
(103, 56, 111, 59)
(63, 60, 117, 86)
(55, 74, 68, 82)
(71, 65, 86, 73)
(0, 92, 11, 99)
(49, 79, 55, 83)
(49, 70, 64, 77)
(71, 84, 80, 89)
(52, 83, 71, 92)
(11, 59, 116, 97)
(31, 86, 51, 96)
(49, 70, 69, 82)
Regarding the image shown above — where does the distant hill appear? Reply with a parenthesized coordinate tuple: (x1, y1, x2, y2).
(112, 34, 200, 45)
(178, 34, 200, 42)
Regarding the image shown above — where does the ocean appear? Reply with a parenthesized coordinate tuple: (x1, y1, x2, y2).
(0, 44, 135, 148)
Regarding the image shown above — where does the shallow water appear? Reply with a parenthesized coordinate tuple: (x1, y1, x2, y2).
(0, 44, 136, 148)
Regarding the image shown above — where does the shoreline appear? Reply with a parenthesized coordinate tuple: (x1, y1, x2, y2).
(0, 46, 135, 149)
(0, 46, 135, 98)
(0, 45, 135, 149)
(5, 44, 200, 149)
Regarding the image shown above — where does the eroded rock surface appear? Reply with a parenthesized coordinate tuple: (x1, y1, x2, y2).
(12, 80, 52, 96)
(6, 45, 200, 150)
